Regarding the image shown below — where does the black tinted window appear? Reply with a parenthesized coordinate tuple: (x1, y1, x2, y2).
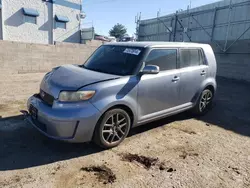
(180, 49, 203, 68)
(83, 45, 144, 76)
(145, 49, 177, 71)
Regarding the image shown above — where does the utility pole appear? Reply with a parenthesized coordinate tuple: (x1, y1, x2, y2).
(173, 12, 178, 42)
(157, 9, 161, 41)
(157, 9, 161, 17)
(135, 12, 141, 41)
(0, 0, 3, 40)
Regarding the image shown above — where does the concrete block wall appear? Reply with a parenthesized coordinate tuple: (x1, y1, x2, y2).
(0, 40, 102, 74)
(215, 53, 250, 81)
(1, 39, 249, 82)
(209, 40, 250, 82)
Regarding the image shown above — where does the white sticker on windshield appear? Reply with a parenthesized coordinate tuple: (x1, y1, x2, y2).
(123, 48, 141, 55)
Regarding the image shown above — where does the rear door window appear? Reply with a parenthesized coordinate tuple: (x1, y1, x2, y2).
(145, 49, 177, 71)
(180, 49, 203, 68)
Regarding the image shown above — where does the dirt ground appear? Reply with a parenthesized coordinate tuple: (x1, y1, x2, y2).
(1, 73, 250, 188)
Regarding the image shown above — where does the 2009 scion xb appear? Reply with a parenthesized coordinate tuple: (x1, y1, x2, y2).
(24, 42, 217, 148)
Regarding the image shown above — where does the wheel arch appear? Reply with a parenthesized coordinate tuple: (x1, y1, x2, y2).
(92, 104, 135, 141)
(105, 104, 135, 126)
(204, 85, 215, 95)
(191, 79, 216, 105)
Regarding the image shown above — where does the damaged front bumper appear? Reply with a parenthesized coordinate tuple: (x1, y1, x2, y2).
(22, 94, 101, 143)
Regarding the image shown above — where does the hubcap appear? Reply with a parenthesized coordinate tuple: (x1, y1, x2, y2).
(102, 113, 128, 144)
(199, 90, 213, 112)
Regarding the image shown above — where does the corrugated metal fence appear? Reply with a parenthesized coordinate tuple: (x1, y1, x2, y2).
(138, 0, 250, 53)
(137, 0, 250, 82)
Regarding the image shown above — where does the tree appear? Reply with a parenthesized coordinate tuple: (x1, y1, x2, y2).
(109, 23, 127, 39)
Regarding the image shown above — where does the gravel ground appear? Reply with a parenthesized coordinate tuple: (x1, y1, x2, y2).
(0, 74, 250, 188)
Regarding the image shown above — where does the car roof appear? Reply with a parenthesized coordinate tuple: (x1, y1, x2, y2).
(104, 41, 210, 48)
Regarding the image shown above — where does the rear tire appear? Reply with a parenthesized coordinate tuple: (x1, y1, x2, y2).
(192, 89, 213, 115)
(93, 108, 131, 149)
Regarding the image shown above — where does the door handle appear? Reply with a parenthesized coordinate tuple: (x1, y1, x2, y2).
(172, 76, 180, 82)
(201, 70, 206, 76)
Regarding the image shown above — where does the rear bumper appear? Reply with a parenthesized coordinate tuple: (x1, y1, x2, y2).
(26, 95, 101, 143)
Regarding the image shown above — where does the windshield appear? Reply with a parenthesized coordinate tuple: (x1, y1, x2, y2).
(83, 45, 145, 76)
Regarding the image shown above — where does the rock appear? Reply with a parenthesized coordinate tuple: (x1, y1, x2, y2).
(159, 162, 167, 171)
(167, 168, 176, 173)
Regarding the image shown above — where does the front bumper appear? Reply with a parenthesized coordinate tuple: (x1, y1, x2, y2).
(25, 95, 101, 143)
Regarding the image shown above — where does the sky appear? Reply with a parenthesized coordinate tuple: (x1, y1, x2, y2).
(82, 0, 220, 36)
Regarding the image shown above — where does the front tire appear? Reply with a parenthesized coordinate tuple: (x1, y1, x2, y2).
(93, 108, 131, 149)
(192, 89, 213, 115)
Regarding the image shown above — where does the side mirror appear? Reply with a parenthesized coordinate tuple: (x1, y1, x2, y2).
(141, 65, 160, 74)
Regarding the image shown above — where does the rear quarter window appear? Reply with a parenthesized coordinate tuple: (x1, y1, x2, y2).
(180, 49, 204, 68)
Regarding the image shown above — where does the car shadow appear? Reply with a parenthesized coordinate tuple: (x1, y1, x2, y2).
(127, 76, 250, 139)
(198, 77, 250, 137)
(128, 112, 191, 137)
(0, 115, 103, 171)
(0, 113, 190, 171)
(0, 77, 250, 171)
(116, 76, 140, 100)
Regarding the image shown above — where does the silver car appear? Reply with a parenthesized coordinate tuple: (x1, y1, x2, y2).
(25, 42, 217, 148)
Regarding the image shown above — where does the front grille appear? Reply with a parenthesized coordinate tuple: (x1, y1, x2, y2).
(39, 89, 54, 106)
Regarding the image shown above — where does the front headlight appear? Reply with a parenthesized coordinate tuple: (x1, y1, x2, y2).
(59, 91, 95, 102)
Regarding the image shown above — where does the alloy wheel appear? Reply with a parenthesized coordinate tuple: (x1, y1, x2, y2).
(102, 113, 128, 144)
(199, 90, 213, 112)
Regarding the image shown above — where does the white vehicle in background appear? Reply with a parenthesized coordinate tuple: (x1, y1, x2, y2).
(107, 36, 117, 42)
(119, 36, 135, 42)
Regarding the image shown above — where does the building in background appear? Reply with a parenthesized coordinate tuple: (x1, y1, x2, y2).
(0, 0, 83, 44)
(81, 27, 95, 43)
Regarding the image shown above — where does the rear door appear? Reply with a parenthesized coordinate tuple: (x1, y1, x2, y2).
(137, 48, 181, 122)
(178, 48, 208, 104)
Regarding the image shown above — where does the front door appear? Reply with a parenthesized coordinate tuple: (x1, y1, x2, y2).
(178, 48, 208, 104)
(137, 48, 180, 122)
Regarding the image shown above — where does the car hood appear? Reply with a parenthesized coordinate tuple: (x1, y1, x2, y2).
(40, 64, 120, 98)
